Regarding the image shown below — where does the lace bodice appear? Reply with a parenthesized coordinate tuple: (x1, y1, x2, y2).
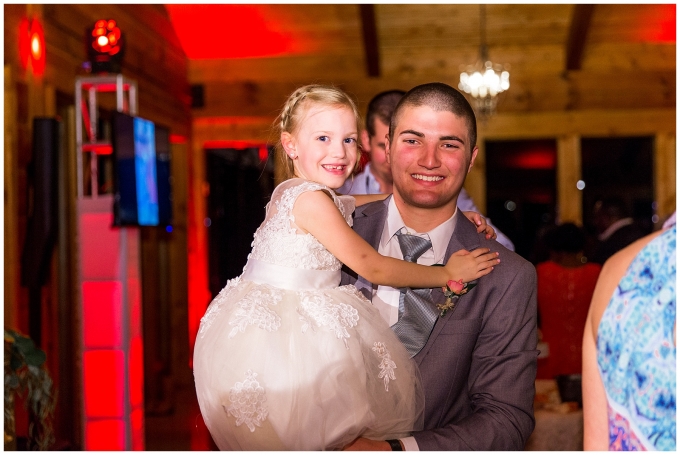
(248, 179, 356, 271)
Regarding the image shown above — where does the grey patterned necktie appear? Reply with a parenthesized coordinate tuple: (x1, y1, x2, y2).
(391, 231, 440, 357)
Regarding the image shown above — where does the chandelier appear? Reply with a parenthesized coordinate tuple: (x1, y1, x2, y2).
(458, 5, 510, 118)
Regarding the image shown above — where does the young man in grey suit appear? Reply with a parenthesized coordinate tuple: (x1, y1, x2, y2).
(342, 82, 537, 451)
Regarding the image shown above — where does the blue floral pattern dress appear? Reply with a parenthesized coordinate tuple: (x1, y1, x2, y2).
(597, 225, 676, 450)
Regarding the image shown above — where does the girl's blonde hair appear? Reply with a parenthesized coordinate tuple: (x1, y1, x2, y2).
(275, 84, 363, 180)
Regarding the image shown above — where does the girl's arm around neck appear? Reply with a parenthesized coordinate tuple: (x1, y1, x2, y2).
(293, 190, 496, 287)
(341, 193, 388, 207)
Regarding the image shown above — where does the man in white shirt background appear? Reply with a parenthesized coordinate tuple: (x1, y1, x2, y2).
(339, 90, 515, 251)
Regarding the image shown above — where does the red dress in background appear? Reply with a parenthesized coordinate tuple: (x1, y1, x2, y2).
(536, 261, 601, 379)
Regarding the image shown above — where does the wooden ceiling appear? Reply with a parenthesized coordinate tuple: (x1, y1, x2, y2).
(166, 4, 675, 117)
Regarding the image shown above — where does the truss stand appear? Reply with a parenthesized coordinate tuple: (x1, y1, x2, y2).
(75, 74, 137, 198)
(74, 74, 144, 450)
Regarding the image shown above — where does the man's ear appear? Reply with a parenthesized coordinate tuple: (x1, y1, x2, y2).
(281, 132, 296, 156)
(360, 130, 370, 152)
(385, 136, 392, 165)
(467, 146, 479, 173)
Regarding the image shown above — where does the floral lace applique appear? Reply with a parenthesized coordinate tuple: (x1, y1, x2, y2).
(225, 370, 268, 432)
(229, 286, 283, 338)
(372, 342, 397, 391)
(248, 179, 349, 271)
(198, 277, 244, 337)
(297, 290, 359, 348)
(337, 285, 372, 304)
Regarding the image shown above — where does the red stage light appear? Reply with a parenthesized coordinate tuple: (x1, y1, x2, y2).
(87, 18, 125, 73)
(31, 33, 41, 59)
(19, 17, 45, 75)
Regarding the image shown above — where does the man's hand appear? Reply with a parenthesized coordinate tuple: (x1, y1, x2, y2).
(343, 438, 393, 451)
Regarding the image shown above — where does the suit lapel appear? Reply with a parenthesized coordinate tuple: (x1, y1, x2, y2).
(352, 197, 390, 293)
(356, 202, 483, 366)
(353, 196, 390, 249)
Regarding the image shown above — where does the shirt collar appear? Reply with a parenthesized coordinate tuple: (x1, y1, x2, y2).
(381, 197, 457, 263)
(361, 163, 382, 194)
(598, 217, 634, 241)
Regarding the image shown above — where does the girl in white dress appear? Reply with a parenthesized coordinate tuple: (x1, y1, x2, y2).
(193, 85, 499, 450)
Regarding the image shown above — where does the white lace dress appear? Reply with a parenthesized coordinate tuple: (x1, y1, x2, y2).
(193, 178, 424, 450)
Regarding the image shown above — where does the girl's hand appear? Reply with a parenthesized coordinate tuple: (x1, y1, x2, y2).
(444, 248, 499, 283)
(463, 211, 497, 240)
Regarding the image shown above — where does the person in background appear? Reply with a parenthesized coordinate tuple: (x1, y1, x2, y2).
(582, 215, 675, 450)
(339, 90, 516, 251)
(338, 90, 403, 195)
(535, 223, 601, 379)
(588, 197, 645, 264)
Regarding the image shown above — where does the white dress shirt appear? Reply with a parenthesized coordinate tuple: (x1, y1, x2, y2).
(373, 197, 458, 326)
(336, 163, 381, 195)
(372, 197, 457, 451)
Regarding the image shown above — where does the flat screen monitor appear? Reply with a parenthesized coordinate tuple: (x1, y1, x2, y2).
(112, 112, 172, 227)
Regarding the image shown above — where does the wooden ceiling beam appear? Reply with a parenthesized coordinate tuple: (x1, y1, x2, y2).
(359, 4, 381, 78)
(566, 4, 596, 71)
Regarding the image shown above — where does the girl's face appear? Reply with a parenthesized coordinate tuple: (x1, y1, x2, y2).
(282, 104, 358, 189)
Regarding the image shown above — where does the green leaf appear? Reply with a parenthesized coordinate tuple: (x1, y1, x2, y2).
(13, 334, 36, 353)
(10, 353, 23, 371)
(24, 349, 46, 367)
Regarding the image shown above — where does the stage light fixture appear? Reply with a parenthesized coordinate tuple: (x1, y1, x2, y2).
(86, 19, 125, 73)
(19, 17, 45, 75)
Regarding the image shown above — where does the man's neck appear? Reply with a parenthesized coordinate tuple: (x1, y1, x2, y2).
(392, 193, 457, 233)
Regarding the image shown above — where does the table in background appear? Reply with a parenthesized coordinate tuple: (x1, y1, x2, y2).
(525, 379, 583, 451)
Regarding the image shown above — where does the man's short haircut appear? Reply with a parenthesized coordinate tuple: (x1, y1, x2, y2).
(365, 90, 406, 137)
(389, 82, 477, 149)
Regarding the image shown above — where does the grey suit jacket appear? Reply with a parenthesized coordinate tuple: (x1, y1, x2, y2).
(341, 197, 538, 450)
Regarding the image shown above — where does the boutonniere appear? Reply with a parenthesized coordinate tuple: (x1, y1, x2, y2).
(437, 279, 477, 317)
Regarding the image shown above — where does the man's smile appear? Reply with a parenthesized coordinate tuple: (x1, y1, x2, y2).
(412, 174, 444, 182)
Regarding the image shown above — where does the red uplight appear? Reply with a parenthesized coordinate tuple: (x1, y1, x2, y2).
(170, 134, 187, 144)
(31, 33, 41, 59)
(510, 149, 557, 170)
(19, 17, 45, 75)
(166, 4, 296, 59)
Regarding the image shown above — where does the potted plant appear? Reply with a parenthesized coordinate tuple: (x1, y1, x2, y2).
(4, 328, 56, 450)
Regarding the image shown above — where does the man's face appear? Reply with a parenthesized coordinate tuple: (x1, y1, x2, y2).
(386, 104, 477, 210)
(363, 119, 392, 185)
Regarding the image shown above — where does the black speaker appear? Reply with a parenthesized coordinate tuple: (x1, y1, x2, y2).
(21, 118, 60, 288)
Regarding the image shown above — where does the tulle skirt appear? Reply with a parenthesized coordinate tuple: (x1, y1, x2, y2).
(193, 275, 424, 450)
